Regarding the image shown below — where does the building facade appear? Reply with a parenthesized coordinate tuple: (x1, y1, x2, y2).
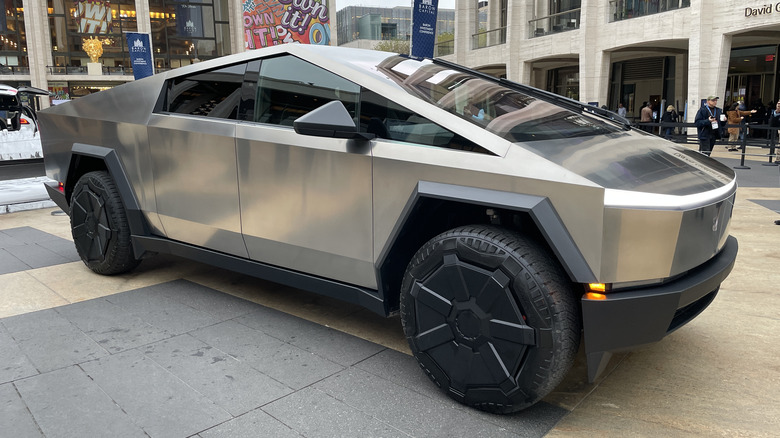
(3, 0, 778, 121)
(446, 0, 780, 121)
(1, 0, 243, 104)
(336, 5, 455, 46)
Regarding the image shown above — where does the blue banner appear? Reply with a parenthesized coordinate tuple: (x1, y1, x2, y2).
(410, 0, 439, 58)
(125, 32, 154, 80)
(176, 4, 204, 38)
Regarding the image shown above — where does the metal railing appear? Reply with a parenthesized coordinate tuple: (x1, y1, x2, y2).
(0, 66, 31, 75)
(609, 0, 690, 22)
(635, 120, 779, 166)
(471, 27, 507, 50)
(46, 65, 133, 75)
(435, 38, 454, 57)
(529, 9, 581, 38)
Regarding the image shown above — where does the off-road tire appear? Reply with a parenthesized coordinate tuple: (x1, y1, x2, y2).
(400, 225, 581, 413)
(70, 171, 140, 275)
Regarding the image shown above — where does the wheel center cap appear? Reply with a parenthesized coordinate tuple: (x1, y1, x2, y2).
(455, 310, 481, 340)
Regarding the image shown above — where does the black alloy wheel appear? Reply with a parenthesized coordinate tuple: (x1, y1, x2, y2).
(70, 171, 139, 275)
(400, 225, 581, 413)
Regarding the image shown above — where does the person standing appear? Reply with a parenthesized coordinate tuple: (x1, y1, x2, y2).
(617, 102, 627, 118)
(660, 105, 678, 138)
(725, 102, 756, 151)
(769, 99, 780, 142)
(640, 102, 653, 132)
(694, 96, 724, 156)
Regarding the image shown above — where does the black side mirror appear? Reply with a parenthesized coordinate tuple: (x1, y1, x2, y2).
(294, 100, 375, 140)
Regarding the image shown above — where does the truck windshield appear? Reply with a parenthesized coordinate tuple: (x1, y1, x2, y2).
(374, 57, 622, 142)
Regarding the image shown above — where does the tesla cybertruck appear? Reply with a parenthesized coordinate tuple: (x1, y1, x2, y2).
(40, 45, 737, 413)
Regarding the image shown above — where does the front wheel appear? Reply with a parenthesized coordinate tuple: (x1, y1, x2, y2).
(70, 171, 140, 275)
(400, 225, 581, 413)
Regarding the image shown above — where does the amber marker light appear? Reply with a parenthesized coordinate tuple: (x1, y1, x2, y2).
(588, 283, 606, 292)
(585, 292, 607, 300)
(584, 283, 607, 300)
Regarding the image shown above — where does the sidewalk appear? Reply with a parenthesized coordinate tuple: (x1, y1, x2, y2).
(0, 176, 56, 214)
(1, 147, 779, 437)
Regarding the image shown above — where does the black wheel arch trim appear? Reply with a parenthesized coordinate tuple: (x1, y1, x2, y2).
(66, 143, 150, 238)
(376, 181, 598, 302)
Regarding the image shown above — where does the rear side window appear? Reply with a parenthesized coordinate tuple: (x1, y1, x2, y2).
(253, 55, 359, 126)
(162, 63, 247, 119)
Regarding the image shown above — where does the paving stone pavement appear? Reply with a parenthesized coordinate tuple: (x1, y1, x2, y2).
(0, 275, 566, 438)
(1, 149, 779, 437)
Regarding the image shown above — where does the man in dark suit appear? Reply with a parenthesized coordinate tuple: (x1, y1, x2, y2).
(694, 95, 724, 156)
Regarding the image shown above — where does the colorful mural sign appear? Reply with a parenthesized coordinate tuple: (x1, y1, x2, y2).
(75, 0, 112, 34)
(243, 0, 331, 49)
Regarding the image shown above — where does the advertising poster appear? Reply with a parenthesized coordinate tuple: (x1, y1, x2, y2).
(243, 0, 331, 49)
(125, 32, 154, 80)
(411, 0, 439, 58)
(75, 0, 112, 34)
(48, 81, 70, 104)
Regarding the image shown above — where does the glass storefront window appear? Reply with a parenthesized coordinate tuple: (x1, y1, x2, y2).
(150, 0, 231, 72)
(1, 0, 29, 74)
(47, 0, 136, 70)
(610, 0, 689, 22)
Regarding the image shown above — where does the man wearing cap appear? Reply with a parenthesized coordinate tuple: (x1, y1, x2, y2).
(694, 95, 725, 156)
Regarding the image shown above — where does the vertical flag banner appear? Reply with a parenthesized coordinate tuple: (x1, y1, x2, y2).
(176, 2, 204, 38)
(75, 0, 112, 34)
(411, 0, 439, 58)
(243, 0, 331, 49)
(126, 32, 154, 80)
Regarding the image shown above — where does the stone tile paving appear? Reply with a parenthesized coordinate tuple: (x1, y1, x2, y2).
(0, 279, 567, 438)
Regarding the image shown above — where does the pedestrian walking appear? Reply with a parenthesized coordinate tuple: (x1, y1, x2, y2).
(694, 95, 725, 156)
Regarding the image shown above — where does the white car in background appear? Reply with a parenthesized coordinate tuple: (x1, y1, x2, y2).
(0, 84, 47, 134)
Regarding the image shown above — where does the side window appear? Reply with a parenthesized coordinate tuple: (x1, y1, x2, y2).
(163, 63, 247, 120)
(254, 55, 359, 126)
(360, 89, 493, 155)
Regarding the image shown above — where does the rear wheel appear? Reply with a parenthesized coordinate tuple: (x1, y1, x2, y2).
(400, 225, 581, 413)
(70, 171, 139, 275)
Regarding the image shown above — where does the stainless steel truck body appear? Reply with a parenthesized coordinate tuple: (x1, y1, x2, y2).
(40, 45, 737, 413)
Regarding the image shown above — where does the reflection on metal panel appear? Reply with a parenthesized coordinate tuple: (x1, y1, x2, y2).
(370, 140, 606, 279)
(515, 134, 735, 197)
(601, 189, 735, 283)
(235, 123, 375, 289)
(147, 114, 247, 257)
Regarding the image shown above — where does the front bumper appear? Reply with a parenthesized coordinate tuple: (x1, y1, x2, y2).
(582, 235, 738, 381)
